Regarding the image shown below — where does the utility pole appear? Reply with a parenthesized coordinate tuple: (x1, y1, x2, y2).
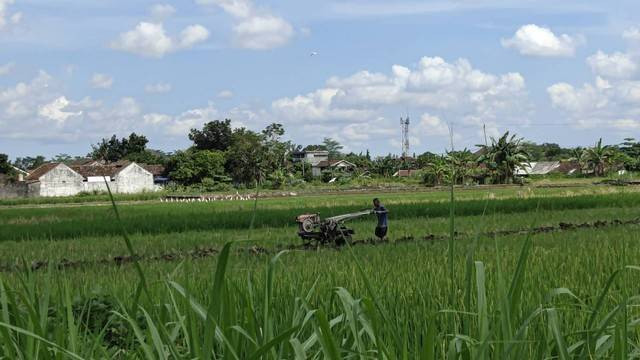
(483, 123, 488, 147)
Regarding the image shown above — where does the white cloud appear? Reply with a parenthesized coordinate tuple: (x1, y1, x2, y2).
(502, 24, 582, 57)
(586, 51, 637, 79)
(145, 83, 172, 93)
(38, 97, 82, 124)
(197, 0, 294, 50)
(150, 3, 175, 19)
(90, 73, 114, 89)
(144, 103, 220, 136)
(179, 24, 210, 47)
(111, 7, 210, 58)
(217, 89, 234, 98)
(111, 22, 174, 58)
(613, 119, 640, 129)
(417, 113, 450, 137)
(0, 0, 21, 30)
(548, 74, 640, 128)
(0, 62, 14, 75)
(623, 27, 640, 42)
(233, 15, 293, 50)
(273, 56, 528, 130)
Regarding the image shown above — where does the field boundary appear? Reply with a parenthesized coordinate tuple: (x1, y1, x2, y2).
(4, 216, 638, 273)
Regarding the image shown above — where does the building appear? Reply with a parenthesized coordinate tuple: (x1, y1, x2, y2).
(292, 150, 329, 166)
(516, 161, 581, 176)
(23, 161, 157, 197)
(314, 159, 357, 176)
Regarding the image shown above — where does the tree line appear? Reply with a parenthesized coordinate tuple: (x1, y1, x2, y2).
(1, 120, 640, 188)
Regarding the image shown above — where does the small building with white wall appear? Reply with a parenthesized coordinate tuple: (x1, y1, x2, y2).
(24, 162, 157, 197)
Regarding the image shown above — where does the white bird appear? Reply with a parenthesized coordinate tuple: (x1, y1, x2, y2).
(310, 51, 319, 56)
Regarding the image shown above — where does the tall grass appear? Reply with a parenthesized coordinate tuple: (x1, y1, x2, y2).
(1, 182, 640, 358)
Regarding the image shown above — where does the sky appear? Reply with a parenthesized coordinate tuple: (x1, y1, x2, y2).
(1, 0, 640, 159)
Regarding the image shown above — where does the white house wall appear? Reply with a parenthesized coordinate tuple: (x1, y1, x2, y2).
(114, 163, 155, 193)
(37, 164, 85, 197)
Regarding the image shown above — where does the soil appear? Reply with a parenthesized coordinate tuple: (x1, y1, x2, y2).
(3, 217, 639, 273)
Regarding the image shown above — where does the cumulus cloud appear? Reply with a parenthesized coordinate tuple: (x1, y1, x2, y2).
(111, 7, 209, 58)
(0, 0, 21, 30)
(197, 0, 294, 50)
(548, 76, 640, 128)
(145, 82, 172, 93)
(38, 97, 82, 124)
(144, 103, 220, 136)
(623, 27, 640, 42)
(150, 3, 175, 19)
(90, 73, 114, 89)
(417, 113, 450, 137)
(270, 56, 529, 148)
(273, 56, 528, 127)
(502, 24, 582, 57)
(0, 62, 14, 75)
(587, 51, 638, 79)
(217, 89, 234, 98)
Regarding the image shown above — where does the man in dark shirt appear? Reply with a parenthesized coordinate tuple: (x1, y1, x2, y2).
(372, 198, 388, 240)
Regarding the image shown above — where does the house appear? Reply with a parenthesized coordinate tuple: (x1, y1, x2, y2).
(314, 160, 357, 176)
(292, 150, 329, 166)
(24, 161, 157, 197)
(11, 166, 29, 182)
(516, 161, 582, 176)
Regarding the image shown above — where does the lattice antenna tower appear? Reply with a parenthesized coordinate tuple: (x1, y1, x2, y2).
(400, 116, 410, 158)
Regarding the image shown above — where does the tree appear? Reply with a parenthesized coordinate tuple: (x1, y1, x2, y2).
(0, 154, 15, 175)
(51, 154, 81, 164)
(225, 128, 265, 185)
(90, 133, 149, 162)
(13, 155, 46, 170)
(581, 138, 615, 176)
(477, 131, 530, 184)
(422, 156, 449, 186)
(189, 119, 233, 151)
(447, 149, 474, 184)
(323, 137, 343, 159)
(167, 150, 227, 185)
(262, 123, 285, 142)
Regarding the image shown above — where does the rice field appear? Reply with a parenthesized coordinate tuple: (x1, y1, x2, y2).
(1, 184, 640, 358)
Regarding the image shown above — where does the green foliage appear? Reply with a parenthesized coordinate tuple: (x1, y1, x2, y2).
(0, 153, 15, 176)
(477, 131, 530, 184)
(90, 133, 150, 162)
(167, 149, 227, 185)
(225, 128, 265, 185)
(189, 119, 234, 151)
(12, 155, 45, 171)
(322, 137, 343, 159)
(580, 138, 617, 176)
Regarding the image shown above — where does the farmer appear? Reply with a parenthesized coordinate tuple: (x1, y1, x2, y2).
(372, 198, 389, 240)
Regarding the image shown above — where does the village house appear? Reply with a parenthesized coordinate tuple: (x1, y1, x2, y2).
(23, 161, 158, 197)
(292, 150, 357, 177)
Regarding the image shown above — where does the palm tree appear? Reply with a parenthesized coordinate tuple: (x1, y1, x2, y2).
(477, 131, 530, 184)
(447, 149, 474, 185)
(581, 138, 615, 176)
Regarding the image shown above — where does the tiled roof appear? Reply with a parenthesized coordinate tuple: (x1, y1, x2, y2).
(142, 164, 166, 176)
(25, 163, 60, 181)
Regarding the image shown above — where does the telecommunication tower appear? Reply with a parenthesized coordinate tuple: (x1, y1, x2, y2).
(400, 116, 410, 158)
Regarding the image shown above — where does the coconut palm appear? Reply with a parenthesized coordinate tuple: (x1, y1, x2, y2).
(477, 131, 530, 184)
(581, 138, 615, 176)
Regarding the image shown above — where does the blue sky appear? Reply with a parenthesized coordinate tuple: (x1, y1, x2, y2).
(1, 0, 640, 159)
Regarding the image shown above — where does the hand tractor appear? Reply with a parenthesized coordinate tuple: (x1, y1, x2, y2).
(296, 210, 373, 246)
